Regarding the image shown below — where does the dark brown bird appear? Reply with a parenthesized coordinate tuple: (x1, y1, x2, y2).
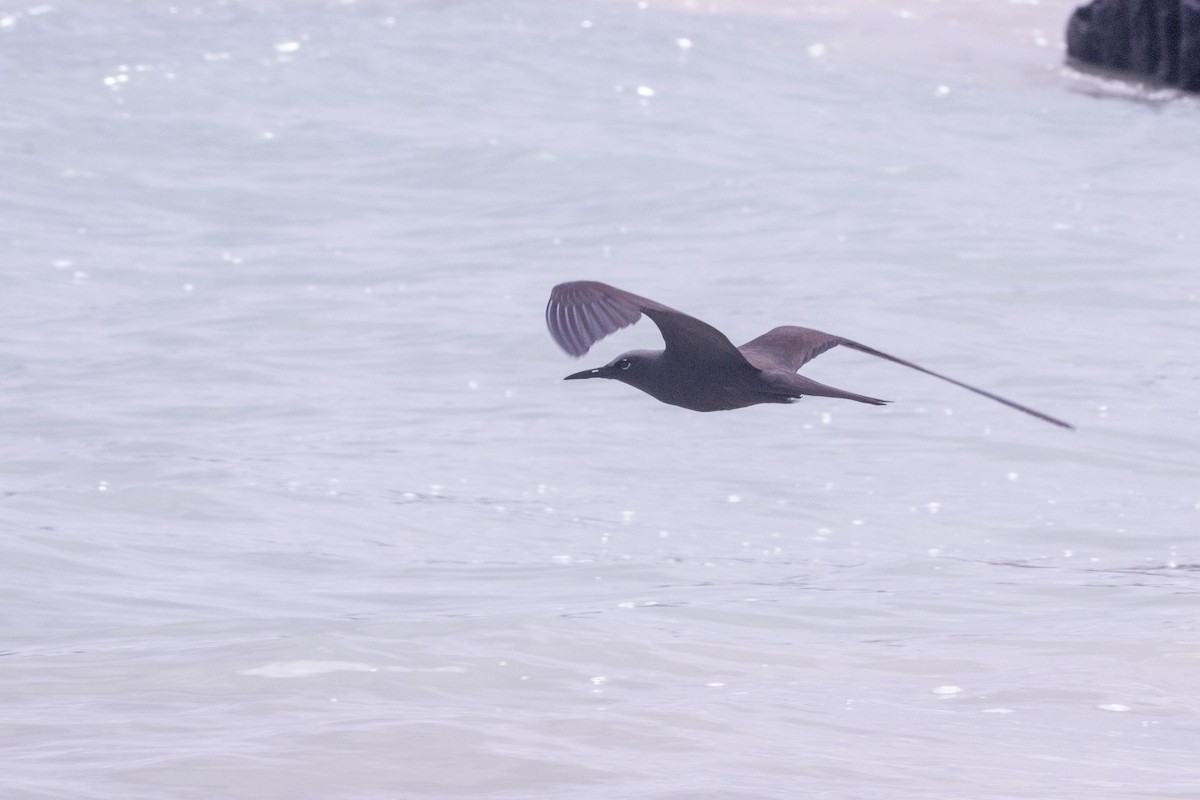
(546, 281, 1073, 429)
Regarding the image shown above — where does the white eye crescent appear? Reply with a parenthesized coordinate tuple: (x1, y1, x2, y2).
(617, 358, 632, 370)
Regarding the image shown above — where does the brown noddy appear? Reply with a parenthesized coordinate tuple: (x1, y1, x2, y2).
(546, 280, 1073, 429)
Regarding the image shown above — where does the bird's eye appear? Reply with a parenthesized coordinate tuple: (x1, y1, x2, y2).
(617, 358, 632, 370)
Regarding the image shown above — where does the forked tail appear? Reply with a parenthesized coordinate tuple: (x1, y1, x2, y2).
(764, 371, 889, 406)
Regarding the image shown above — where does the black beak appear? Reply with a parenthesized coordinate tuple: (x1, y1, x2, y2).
(564, 367, 605, 380)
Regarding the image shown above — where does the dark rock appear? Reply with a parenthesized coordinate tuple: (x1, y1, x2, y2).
(1066, 0, 1200, 91)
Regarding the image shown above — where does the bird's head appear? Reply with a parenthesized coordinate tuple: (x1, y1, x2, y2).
(564, 349, 658, 391)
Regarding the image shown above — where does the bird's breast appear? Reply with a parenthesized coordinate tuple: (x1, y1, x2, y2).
(636, 363, 780, 412)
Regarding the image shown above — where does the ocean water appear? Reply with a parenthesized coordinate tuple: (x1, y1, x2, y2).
(2, 0, 1198, 797)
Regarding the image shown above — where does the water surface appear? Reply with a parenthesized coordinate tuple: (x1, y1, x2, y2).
(2, 1, 1198, 798)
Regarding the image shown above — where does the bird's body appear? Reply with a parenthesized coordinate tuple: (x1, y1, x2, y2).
(546, 280, 1073, 429)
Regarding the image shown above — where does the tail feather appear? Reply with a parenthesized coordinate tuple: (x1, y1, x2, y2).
(763, 371, 888, 406)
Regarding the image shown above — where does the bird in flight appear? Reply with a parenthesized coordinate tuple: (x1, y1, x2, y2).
(546, 281, 1073, 429)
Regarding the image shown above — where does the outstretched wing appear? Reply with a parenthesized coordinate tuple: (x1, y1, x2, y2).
(546, 281, 662, 357)
(837, 338, 1075, 429)
(738, 326, 845, 372)
(740, 325, 1074, 430)
(546, 281, 751, 368)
